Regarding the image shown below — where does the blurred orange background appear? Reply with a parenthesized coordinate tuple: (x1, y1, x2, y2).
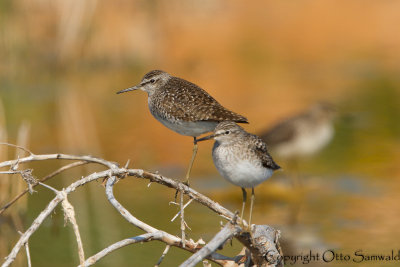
(1, 1, 400, 266)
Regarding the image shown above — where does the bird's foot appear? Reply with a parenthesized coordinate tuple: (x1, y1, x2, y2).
(182, 179, 190, 187)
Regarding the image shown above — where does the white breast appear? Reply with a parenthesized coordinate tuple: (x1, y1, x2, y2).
(212, 144, 274, 188)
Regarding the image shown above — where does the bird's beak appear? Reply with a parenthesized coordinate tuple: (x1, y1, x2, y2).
(116, 85, 140, 94)
(197, 134, 216, 142)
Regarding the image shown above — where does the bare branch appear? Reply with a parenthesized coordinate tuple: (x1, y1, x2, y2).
(126, 169, 239, 224)
(180, 221, 242, 267)
(154, 245, 171, 267)
(1, 155, 232, 221)
(0, 161, 88, 215)
(171, 198, 194, 222)
(0, 171, 21, 174)
(1, 153, 283, 267)
(0, 153, 118, 169)
(24, 241, 31, 267)
(180, 191, 186, 248)
(2, 169, 113, 267)
(61, 191, 85, 265)
(0, 169, 37, 194)
(0, 142, 34, 156)
(104, 175, 231, 266)
(236, 225, 284, 266)
(124, 159, 130, 168)
(105, 176, 160, 233)
(3, 167, 233, 266)
(20, 169, 37, 194)
(17, 231, 32, 267)
(37, 182, 59, 194)
(79, 232, 163, 267)
(2, 191, 65, 267)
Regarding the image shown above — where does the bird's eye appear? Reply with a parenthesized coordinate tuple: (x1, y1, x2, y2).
(225, 130, 230, 134)
(150, 79, 155, 83)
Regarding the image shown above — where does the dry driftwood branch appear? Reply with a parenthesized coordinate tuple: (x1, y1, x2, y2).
(236, 225, 284, 266)
(0, 161, 88, 215)
(61, 192, 85, 265)
(2, 169, 114, 267)
(155, 244, 171, 267)
(0, 153, 118, 169)
(0, 142, 34, 156)
(171, 198, 194, 222)
(180, 190, 186, 248)
(180, 221, 242, 267)
(1, 152, 283, 267)
(104, 175, 231, 265)
(17, 231, 32, 267)
(0, 152, 114, 215)
(79, 232, 164, 267)
(24, 240, 32, 267)
(181, 222, 284, 267)
(124, 169, 238, 223)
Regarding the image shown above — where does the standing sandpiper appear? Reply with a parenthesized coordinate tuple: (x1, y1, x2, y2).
(259, 103, 336, 159)
(259, 103, 335, 224)
(197, 121, 280, 226)
(117, 70, 248, 184)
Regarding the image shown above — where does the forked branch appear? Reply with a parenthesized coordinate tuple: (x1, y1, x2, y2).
(1, 152, 283, 267)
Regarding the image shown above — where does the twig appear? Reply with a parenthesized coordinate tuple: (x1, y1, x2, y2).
(179, 221, 242, 267)
(79, 232, 163, 267)
(236, 225, 284, 266)
(0, 161, 88, 215)
(0, 168, 36, 195)
(24, 241, 31, 267)
(154, 245, 171, 267)
(0, 171, 23, 174)
(126, 169, 238, 224)
(2, 169, 112, 267)
(104, 175, 230, 265)
(180, 191, 186, 248)
(61, 191, 85, 265)
(17, 231, 32, 267)
(105, 176, 159, 233)
(3, 168, 232, 266)
(1, 153, 282, 266)
(38, 182, 58, 194)
(36, 177, 90, 264)
(0, 142, 34, 156)
(0, 153, 118, 169)
(3, 191, 65, 267)
(171, 198, 194, 222)
(1, 155, 233, 222)
(124, 159, 130, 168)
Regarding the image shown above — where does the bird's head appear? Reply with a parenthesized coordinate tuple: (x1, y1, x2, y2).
(197, 121, 245, 144)
(117, 70, 171, 96)
(310, 102, 337, 121)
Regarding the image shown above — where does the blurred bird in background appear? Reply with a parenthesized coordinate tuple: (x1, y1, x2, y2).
(260, 102, 336, 161)
(259, 102, 336, 224)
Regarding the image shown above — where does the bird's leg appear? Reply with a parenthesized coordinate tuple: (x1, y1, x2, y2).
(179, 138, 198, 246)
(248, 187, 255, 229)
(184, 137, 198, 186)
(240, 187, 247, 225)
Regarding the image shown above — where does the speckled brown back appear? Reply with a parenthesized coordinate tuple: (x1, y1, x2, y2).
(150, 76, 248, 123)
